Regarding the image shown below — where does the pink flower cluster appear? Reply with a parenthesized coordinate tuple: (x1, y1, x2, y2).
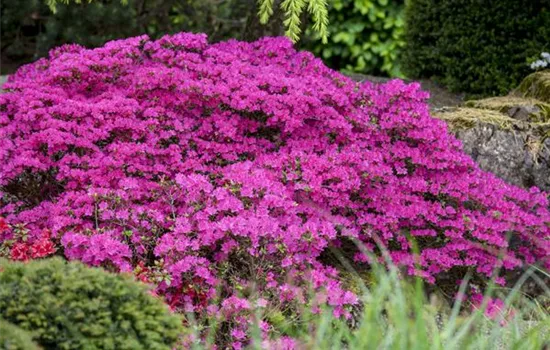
(470, 293, 516, 326)
(1, 32, 549, 344)
(61, 232, 132, 271)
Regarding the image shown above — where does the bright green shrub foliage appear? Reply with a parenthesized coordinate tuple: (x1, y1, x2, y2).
(0, 258, 183, 350)
(402, 0, 550, 96)
(0, 320, 40, 350)
(303, 0, 405, 77)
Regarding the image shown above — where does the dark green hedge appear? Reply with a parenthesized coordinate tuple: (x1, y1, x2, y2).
(402, 0, 550, 96)
(0, 258, 183, 350)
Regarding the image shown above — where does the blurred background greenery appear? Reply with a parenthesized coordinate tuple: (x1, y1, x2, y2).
(1, 0, 549, 96)
(305, 0, 405, 77)
(0, 0, 405, 76)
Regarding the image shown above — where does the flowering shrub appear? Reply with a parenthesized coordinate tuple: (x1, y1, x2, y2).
(10, 230, 55, 261)
(1, 32, 549, 346)
(469, 293, 516, 326)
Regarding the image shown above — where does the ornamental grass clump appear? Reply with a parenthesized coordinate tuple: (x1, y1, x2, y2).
(0, 33, 549, 347)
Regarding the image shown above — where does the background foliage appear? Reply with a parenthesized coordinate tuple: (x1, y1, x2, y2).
(402, 0, 550, 96)
(0, 0, 252, 73)
(0, 258, 183, 350)
(46, 0, 330, 43)
(302, 0, 405, 77)
(0, 0, 406, 77)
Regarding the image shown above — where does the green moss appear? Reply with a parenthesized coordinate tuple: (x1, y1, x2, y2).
(433, 105, 550, 161)
(516, 70, 550, 103)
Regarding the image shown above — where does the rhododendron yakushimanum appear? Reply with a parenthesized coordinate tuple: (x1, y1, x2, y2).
(0, 32, 549, 345)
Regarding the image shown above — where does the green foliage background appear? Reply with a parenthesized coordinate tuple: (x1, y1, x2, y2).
(402, 0, 550, 96)
(0, 258, 183, 350)
(0, 0, 252, 73)
(8, 0, 548, 90)
(1, 0, 405, 77)
(302, 0, 405, 77)
(46, 0, 331, 43)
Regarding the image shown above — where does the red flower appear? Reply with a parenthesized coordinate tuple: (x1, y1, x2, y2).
(0, 217, 9, 233)
(30, 239, 56, 258)
(10, 242, 29, 261)
(133, 261, 152, 283)
(9, 228, 56, 261)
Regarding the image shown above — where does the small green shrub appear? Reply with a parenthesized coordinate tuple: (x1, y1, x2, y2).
(0, 258, 183, 350)
(303, 0, 405, 77)
(402, 0, 550, 96)
(0, 320, 40, 350)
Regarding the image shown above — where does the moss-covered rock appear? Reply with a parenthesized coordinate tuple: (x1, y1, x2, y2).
(433, 107, 519, 131)
(515, 70, 550, 103)
(433, 106, 550, 190)
(464, 96, 550, 122)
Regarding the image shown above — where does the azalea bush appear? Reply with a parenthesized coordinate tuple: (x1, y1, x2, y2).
(0, 32, 549, 347)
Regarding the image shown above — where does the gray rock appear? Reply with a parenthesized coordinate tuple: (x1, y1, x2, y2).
(507, 104, 542, 121)
(454, 123, 550, 190)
